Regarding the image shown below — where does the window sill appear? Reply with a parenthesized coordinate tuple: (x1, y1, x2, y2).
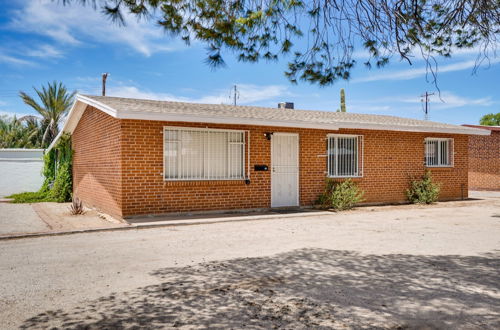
(425, 166, 454, 169)
(163, 179, 247, 187)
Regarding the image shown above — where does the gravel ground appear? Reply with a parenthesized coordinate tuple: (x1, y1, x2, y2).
(0, 193, 499, 329)
(0, 203, 48, 235)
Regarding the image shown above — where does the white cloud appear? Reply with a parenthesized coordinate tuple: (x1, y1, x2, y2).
(0, 110, 31, 118)
(104, 83, 290, 105)
(9, 0, 185, 57)
(423, 91, 493, 110)
(25, 44, 63, 58)
(353, 58, 500, 83)
(0, 53, 36, 67)
(347, 91, 494, 115)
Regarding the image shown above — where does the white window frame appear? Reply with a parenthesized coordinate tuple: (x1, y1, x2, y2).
(327, 134, 364, 178)
(163, 126, 246, 181)
(424, 137, 454, 168)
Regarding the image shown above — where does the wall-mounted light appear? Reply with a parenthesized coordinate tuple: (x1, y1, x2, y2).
(264, 132, 273, 140)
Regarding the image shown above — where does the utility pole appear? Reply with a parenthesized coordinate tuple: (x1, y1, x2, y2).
(102, 73, 109, 96)
(230, 84, 239, 105)
(420, 91, 434, 120)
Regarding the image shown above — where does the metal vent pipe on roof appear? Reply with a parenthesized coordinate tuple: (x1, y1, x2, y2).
(278, 102, 294, 109)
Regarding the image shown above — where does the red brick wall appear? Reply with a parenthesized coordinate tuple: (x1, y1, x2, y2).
(72, 107, 469, 217)
(468, 131, 500, 190)
(72, 106, 123, 218)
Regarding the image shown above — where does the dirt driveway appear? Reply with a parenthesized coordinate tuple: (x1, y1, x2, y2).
(1, 192, 499, 329)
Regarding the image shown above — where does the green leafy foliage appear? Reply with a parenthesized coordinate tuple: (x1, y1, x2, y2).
(7, 191, 54, 203)
(317, 179, 364, 211)
(62, 0, 498, 86)
(49, 161, 72, 202)
(0, 115, 42, 148)
(406, 171, 440, 204)
(19, 81, 75, 148)
(479, 113, 500, 126)
(1, 81, 74, 149)
(8, 134, 73, 203)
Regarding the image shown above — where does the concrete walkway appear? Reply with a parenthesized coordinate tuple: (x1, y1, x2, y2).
(1, 191, 499, 240)
(0, 203, 49, 235)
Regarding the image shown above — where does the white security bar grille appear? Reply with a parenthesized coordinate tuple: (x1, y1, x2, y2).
(327, 134, 363, 178)
(164, 127, 245, 180)
(425, 138, 453, 167)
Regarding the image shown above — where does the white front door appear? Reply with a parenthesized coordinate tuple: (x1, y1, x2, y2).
(271, 133, 299, 207)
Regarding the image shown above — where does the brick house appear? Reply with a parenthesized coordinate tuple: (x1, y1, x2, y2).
(463, 125, 500, 191)
(48, 95, 489, 219)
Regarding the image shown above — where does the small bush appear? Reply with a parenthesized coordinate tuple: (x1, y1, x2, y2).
(317, 179, 364, 211)
(406, 171, 440, 204)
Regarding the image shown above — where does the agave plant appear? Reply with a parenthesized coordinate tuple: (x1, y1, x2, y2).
(69, 197, 85, 215)
(19, 81, 75, 148)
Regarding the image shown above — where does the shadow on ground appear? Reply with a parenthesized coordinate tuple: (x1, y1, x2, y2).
(22, 249, 500, 329)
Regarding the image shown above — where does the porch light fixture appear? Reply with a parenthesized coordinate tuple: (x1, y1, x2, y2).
(264, 132, 273, 140)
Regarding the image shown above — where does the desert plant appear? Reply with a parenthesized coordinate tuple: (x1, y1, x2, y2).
(69, 197, 85, 215)
(317, 179, 364, 211)
(406, 171, 440, 204)
(336, 88, 347, 112)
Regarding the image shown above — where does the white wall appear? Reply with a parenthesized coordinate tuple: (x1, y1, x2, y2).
(0, 149, 44, 198)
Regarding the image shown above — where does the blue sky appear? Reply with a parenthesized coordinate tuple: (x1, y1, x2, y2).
(0, 0, 498, 125)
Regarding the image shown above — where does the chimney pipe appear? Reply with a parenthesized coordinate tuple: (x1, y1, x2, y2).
(278, 102, 294, 109)
(102, 73, 109, 96)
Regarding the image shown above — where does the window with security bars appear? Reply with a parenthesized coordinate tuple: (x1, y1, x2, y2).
(164, 127, 245, 180)
(327, 135, 363, 178)
(425, 138, 453, 167)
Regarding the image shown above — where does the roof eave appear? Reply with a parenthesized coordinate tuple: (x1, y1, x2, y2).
(47, 94, 117, 152)
(47, 94, 491, 151)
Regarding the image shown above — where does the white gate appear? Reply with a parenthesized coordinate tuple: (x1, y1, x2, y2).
(271, 133, 299, 207)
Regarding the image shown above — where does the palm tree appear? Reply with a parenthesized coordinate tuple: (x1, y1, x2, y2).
(19, 82, 75, 147)
(19, 115, 44, 147)
(0, 115, 34, 148)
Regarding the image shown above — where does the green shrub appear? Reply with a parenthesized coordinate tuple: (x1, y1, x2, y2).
(7, 191, 54, 203)
(9, 133, 73, 203)
(49, 160, 72, 202)
(317, 179, 364, 211)
(406, 171, 440, 204)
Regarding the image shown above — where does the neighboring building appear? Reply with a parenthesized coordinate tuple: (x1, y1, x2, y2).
(0, 149, 44, 198)
(49, 95, 488, 218)
(463, 125, 500, 191)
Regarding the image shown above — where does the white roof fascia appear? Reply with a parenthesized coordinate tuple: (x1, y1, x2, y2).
(46, 95, 119, 152)
(77, 94, 118, 118)
(333, 121, 491, 135)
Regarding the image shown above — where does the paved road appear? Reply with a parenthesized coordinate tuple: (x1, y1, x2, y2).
(1, 196, 499, 329)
